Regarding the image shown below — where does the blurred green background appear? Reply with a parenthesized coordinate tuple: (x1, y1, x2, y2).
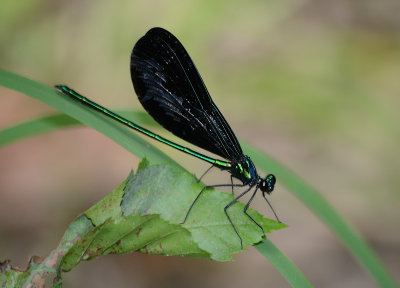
(1, 0, 399, 287)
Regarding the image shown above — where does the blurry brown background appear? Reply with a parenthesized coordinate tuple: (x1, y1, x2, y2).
(1, 1, 399, 287)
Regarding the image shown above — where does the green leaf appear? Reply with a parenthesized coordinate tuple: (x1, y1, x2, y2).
(0, 160, 286, 287)
(58, 159, 285, 274)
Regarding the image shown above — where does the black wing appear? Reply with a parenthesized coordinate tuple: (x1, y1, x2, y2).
(130, 27, 243, 160)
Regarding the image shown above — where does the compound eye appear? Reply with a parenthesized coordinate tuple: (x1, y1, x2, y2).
(262, 174, 276, 194)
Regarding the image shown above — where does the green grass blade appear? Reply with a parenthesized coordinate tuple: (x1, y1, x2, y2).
(255, 239, 313, 288)
(0, 114, 79, 146)
(245, 144, 397, 288)
(0, 69, 175, 166)
(0, 111, 154, 147)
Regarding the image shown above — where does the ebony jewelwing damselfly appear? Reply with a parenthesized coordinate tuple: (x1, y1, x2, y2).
(56, 27, 279, 249)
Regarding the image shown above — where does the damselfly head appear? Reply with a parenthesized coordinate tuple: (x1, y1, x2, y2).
(259, 174, 276, 194)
